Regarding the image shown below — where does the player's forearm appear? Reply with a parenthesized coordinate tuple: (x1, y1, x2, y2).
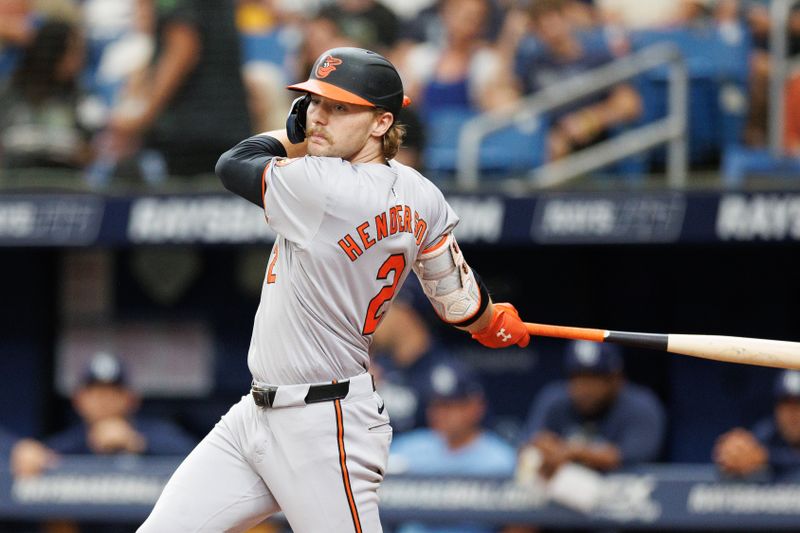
(568, 443, 621, 471)
(459, 301, 495, 333)
(260, 130, 308, 159)
(216, 135, 288, 206)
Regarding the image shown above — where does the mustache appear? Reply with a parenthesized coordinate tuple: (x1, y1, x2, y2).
(306, 126, 332, 142)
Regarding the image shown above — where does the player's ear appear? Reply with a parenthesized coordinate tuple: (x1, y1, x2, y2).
(371, 111, 394, 138)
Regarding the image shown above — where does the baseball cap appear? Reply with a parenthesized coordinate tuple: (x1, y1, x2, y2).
(427, 362, 484, 402)
(774, 369, 800, 400)
(288, 47, 411, 116)
(80, 351, 128, 387)
(564, 340, 624, 376)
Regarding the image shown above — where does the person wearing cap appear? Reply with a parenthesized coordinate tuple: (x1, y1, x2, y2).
(142, 47, 530, 531)
(713, 369, 800, 481)
(10, 352, 196, 478)
(518, 340, 665, 478)
(390, 361, 517, 533)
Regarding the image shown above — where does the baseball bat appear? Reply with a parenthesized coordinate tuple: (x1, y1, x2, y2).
(523, 322, 800, 370)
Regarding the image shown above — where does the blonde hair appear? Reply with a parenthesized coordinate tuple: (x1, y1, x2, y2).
(382, 121, 406, 161)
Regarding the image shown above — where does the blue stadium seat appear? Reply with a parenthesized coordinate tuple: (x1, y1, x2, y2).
(722, 144, 800, 185)
(630, 26, 751, 165)
(422, 108, 546, 179)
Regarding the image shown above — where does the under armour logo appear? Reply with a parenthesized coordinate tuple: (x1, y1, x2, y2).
(496, 328, 512, 342)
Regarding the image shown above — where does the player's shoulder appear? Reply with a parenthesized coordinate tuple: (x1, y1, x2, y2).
(270, 156, 355, 192)
(389, 160, 447, 199)
(274, 155, 350, 173)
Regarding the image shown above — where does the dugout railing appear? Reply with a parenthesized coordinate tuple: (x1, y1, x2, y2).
(456, 43, 689, 189)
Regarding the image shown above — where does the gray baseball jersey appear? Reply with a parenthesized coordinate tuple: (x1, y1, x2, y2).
(250, 156, 458, 385)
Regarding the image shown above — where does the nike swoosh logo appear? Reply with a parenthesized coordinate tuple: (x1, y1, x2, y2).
(378, 400, 385, 415)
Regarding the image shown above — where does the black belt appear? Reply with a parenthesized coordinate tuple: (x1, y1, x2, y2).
(252, 380, 351, 408)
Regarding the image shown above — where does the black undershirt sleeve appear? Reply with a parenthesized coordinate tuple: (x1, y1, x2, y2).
(215, 135, 288, 207)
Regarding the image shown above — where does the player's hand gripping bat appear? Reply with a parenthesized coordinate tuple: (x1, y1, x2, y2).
(524, 322, 800, 370)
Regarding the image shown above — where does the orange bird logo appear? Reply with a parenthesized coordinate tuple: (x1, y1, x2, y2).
(316, 56, 342, 79)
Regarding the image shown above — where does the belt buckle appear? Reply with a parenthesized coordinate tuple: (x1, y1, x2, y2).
(252, 386, 277, 408)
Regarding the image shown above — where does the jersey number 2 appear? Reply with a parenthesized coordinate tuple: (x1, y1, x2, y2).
(266, 243, 278, 284)
(362, 253, 406, 335)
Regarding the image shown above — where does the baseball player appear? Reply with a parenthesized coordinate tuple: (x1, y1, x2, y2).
(138, 47, 529, 533)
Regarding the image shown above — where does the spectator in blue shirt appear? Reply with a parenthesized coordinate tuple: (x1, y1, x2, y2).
(714, 369, 800, 481)
(390, 361, 517, 533)
(12, 351, 196, 477)
(519, 340, 665, 479)
(510, 0, 641, 160)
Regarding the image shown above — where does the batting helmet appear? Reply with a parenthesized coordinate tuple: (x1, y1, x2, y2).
(288, 47, 411, 117)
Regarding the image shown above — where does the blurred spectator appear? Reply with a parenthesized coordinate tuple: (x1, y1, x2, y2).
(379, 0, 436, 22)
(371, 284, 459, 434)
(0, 427, 17, 458)
(390, 361, 517, 533)
(9, 437, 57, 478)
(236, 0, 298, 132)
(396, 0, 519, 115)
(397, 0, 507, 46)
(0, 19, 89, 169)
(512, 0, 642, 160)
(743, 1, 800, 147)
(596, 0, 683, 29)
(714, 369, 800, 481)
(11, 352, 196, 477)
(518, 341, 665, 480)
(294, 11, 357, 108)
(0, 0, 35, 80)
(785, 73, 800, 155)
(318, 0, 399, 52)
(97, 0, 251, 183)
(79, 0, 153, 121)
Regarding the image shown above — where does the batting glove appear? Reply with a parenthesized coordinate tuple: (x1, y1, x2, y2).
(286, 94, 310, 144)
(471, 303, 530, 348)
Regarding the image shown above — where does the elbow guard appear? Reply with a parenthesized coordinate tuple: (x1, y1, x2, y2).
(413, 234, 489, 327)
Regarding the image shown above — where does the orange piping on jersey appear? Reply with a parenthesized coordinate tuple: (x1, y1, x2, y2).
(333, 387, 363, 533)
(261, 160, 271, 212)
(421, 234, 449, 254)
(357, 221, 375, 250)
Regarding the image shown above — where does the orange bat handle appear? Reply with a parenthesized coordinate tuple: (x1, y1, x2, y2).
(524, 322, 607, 343)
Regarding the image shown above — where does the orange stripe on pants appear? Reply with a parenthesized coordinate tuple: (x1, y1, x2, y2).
(334, 396, 362, 533)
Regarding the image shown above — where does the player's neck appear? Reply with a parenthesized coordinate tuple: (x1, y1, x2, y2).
(348, 138, 386, 165)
